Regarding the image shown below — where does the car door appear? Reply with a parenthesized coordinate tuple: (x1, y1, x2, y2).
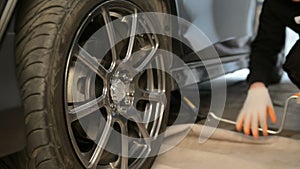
(176, 0, 257, 57)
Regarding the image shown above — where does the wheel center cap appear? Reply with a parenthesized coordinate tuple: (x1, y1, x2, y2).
(110, 71, 134, 112)
(110, 78, 128, 103)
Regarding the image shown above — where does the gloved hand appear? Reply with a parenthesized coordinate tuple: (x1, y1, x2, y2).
(236, 85, 277, 139)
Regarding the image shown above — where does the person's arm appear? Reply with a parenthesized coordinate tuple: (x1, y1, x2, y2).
(247, 0, 286, 86)
(236, 0, 287, 138)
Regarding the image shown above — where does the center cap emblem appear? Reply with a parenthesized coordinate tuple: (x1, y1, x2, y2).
(110, 79, 127, 103)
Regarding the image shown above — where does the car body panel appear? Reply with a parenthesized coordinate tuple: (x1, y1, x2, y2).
(0, 5, 25, 157)
(170, 0, 256, 87)
(175, 0, 256, 51)
(0, 0, 17, 42)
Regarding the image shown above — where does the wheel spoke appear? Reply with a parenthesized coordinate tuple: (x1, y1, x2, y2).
(136, 122, 151, 139)
(75, 46, 108, 79)
(136, 88, 167, 104)
(149, 103, 165, 137)
(133, 93, 165, 138)
(118, 121, 129, 169)
(124, 8, 138, 61)
(126, 111, 151, 168)
(88, 114, 113, 169)
(101, 7, 118, 67)
(126, 14, 160, 72)
(138, 49, 157, 72)
(129, 140, 150, 160)
(124, 47, 158, 74)
(127, 107, 150, 138)
(69, 96, 106, 122)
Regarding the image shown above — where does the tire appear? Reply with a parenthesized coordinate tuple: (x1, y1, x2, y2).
(16, 0, 172, 168)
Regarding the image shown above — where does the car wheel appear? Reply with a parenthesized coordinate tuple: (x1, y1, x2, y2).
(16, 0, 171, 168)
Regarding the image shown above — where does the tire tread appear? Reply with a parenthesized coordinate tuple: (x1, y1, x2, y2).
(16, 0, 72, 168)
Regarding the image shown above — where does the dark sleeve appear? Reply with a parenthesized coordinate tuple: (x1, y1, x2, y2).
(283, 40, 300, 89)
(247, 0, 286, 86)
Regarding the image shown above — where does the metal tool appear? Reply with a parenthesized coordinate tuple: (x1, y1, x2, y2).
(208, 93, 300, 135)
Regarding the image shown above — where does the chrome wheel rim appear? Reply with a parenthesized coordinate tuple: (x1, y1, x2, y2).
(64, 1, 167, 168)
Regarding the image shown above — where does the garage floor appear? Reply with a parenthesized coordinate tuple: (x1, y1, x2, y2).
(153, 70, 300, 169)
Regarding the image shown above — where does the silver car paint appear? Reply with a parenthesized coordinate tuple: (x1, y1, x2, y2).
(175, 0, 256, 48)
